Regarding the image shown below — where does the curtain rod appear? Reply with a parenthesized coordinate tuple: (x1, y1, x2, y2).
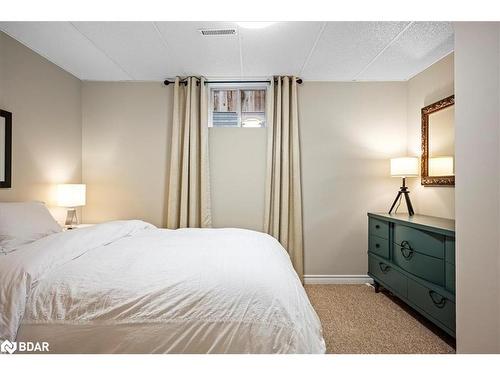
(163, 78, 303, 86)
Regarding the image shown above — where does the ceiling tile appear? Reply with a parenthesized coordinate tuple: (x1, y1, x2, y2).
(356, 22, 454, 81)
(301, 22, 411, 80)
(0, 21, 129, 80)
(72, 22, 181, 80)
(239, 22, 324, 76)
(154, 21, 241, 77)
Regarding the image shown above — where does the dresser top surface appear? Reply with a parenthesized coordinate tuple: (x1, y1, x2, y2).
(368, 213, 455, 234)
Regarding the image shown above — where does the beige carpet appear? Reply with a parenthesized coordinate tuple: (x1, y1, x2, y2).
(305, 284, 455, 354)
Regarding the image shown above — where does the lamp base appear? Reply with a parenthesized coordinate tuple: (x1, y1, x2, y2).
(388, 177, 415, 216)
(64, 208, 79, 228)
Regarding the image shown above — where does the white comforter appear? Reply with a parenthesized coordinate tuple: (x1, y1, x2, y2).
(0, 220, 325, 353)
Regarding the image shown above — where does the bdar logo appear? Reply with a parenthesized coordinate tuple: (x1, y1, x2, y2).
(0, 340, 49, 354)
(1, 340, 17, 354)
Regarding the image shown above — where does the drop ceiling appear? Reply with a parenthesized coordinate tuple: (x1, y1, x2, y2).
(0, 21, 454, 81)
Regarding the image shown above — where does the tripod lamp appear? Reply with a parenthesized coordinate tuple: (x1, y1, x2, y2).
(389, 157, 419, 216)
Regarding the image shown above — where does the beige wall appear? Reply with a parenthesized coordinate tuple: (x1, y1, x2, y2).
(0, 32, 82, 223)
(454, 22, 500, 353)
(82, 82, 171, 227)
(407, 53, 455, 219)
(81, 81, 408, 277)
(300, 82, 407, 275)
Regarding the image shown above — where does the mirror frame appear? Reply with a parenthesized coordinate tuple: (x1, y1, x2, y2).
(421, 95, 455, 187)
(0, 109, 12, 189)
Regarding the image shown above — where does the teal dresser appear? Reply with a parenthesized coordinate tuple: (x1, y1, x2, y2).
(367, 213, 456, 337)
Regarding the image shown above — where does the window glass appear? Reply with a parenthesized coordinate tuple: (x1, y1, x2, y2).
(209, 86, 266, 128)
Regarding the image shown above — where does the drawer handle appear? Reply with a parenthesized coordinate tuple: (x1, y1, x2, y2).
(375, 243, 380, 248)
(428, 290, 447, 309)
(400, 240, 414, 259)
(375, 224, 380, 229)
(378, 262, 390, 274)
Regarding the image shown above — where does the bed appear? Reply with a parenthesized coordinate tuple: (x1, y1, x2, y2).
(0, 204, 325, 354)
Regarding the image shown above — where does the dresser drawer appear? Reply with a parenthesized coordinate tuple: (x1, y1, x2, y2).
(369, 218, 389, 239)
(407, 278, 455, 330)
(393, 244, 445, 286)
(369, 255, 407, 297)
(368, 235, 389, 258)
(394, 224, 445, 258)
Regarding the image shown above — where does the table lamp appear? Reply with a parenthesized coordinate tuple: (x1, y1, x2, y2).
(389, 157, 419, 216)
(57, 184, 86, 228)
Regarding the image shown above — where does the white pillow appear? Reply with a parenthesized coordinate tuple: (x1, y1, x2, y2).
(0, 201, 62, 254)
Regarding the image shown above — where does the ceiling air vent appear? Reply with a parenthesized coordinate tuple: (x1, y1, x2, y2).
(199, 28, 237, 36)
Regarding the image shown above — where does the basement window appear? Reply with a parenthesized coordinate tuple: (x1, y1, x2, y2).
(208, 84, 267, 128)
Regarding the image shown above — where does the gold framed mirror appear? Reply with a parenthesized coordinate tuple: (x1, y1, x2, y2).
(421, 95, 455, 186)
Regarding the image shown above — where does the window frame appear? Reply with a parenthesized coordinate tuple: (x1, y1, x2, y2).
(207, 82, 268, 128)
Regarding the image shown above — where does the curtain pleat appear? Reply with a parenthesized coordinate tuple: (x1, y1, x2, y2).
(166, 77, 212, 229)
(264, 76, 304, 281)
(199, 79, 212, 228)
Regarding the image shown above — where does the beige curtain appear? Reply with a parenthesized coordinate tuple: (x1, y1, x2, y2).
(264, 76, 304, 281)
(166, 77, 212, 229)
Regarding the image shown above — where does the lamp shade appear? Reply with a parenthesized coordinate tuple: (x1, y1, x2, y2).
(57, 184, 86, 207)
(429, 156, 454, 176)
(390, 157, 419, 177)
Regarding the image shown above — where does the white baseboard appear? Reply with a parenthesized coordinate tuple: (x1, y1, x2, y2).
(304, 275, 374, 284)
